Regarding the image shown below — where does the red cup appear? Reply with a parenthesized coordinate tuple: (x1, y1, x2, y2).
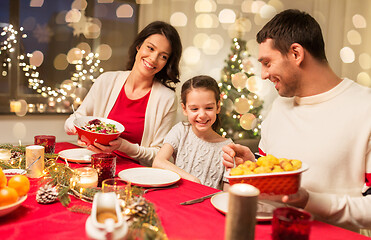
(272, 207, 313, 240)
(91, 153, 116, 187)
(34, 135, 56, 154)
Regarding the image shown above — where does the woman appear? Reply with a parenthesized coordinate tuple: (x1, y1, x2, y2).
(64, 21, 182, 166)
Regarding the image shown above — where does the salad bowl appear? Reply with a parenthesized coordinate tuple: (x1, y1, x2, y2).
(74, 116, 125, 146)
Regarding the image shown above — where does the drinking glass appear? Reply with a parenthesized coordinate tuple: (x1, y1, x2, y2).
(272, 207, 313, 240)
(34, 135, 56, 154)
(91, 153, 116, 187)
(102, 178, 127, 199)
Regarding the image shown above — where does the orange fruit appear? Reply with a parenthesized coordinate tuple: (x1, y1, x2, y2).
(0, 186, 19, 207)
(0, 168, 6, 188)
(8, 175, 30, 196)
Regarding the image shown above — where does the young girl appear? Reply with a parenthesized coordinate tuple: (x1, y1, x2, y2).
(153, 75, 233, 190)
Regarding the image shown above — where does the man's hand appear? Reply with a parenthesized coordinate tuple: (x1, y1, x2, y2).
(222, 143, 255, 169)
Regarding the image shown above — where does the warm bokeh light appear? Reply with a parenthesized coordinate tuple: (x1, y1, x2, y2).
(268, 0, 284, 12)
(357, 72, 371, 87)
(193, 33, 209, 48)
(15, 100, 28, 117)
(352, 14, 367, 28)
(30, 51, 44, 67)
(217, 0, 233, 3)
(240, 113, 257, 130)
(241, 0, 253, 13)
(67, 48, 84, 64)
(96, 44, 112, 60)
(183, 47, 201, 65)
(98, 0, 114, 3)
(202, 37, 221, 55)
(359, 53, 371, 70)
(195, 14, 219, 28)
(347, 30, 361, 45)
(259, 4, 276, 19)
(340, 47, 355, 63)
(228, 17, 251, 38)
(54, 54, 69, 70)
(13, 122, 27, 139)
(116, 4, 134, 18)
(235, 97, 250, 114)
(30, 0, 44, 7)
(76, 42, 91, 55)
(218, 9, 236, 23)
(170, 12, 187, 26)
(254, 13, 266, 26)
(60, 80, 76, 95)
(251, 0, 266, 13)
(71, 0, 88, 10)
(65, 9, 81, 23)
(232, 72, 248, 89)
(222, 98, 234, 114)
(84, 22, 101, 39)
(195, 0, 216, 13)
(246, 39, 259, 57)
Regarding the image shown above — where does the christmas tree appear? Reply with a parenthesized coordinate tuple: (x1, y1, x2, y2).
(218, 37, 263, 140)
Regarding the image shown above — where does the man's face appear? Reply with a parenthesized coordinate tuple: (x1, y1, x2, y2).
(258, 39, 300, 97)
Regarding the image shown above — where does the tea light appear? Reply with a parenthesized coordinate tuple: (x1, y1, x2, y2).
(28, 103, 36, 113)
(26, 145, 45, 178)
(0, 149, 11, 162)
(71, 167, 98, 188)
(10, 100, 21, 113)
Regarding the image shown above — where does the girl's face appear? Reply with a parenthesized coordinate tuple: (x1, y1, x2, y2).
(182, 88, 220, 134)
(133, 34, 171, 79)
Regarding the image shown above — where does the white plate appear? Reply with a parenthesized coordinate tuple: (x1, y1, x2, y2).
(58, 148, 95, 163)
(0, 195, 27, 217)
(210, 192, 279, 221)
(3, 169, 26, 176)
(118, 167, 181, 187)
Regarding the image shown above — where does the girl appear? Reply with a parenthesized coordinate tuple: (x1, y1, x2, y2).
(64, 21, 182, 167)
(153, 75, 233, 190)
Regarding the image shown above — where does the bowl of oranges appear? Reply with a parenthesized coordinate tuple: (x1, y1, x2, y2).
(0, 167, 30, 217)
(226, 154, 308, 195)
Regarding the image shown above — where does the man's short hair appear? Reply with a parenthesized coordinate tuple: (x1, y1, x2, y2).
(256, 9, 327, 62)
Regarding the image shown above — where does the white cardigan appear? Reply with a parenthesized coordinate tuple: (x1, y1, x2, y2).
(64, 71, 178, 166)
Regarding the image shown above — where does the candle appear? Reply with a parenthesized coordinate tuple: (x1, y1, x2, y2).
(0, 149, 11, 162)
(10, 100, 21, 112)
(26, 145, 45, 178)
(71, 167, 98, 188)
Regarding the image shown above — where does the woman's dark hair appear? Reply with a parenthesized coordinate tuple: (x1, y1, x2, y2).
(181, 75, 221, 131)
(256, 9, 327, 62)
(126, 21, 182, 90)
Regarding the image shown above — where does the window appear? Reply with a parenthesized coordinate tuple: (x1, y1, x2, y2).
(0, 0, 138, 115)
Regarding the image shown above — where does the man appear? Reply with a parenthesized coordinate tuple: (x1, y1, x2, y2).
(223, 9, 371, 232)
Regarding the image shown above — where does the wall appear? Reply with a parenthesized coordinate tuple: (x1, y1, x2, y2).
(0, 115, 76, 145)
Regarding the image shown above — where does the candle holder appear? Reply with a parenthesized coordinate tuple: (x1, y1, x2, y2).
(34, 135, 56, 154)
(71, 167, 98, 189)
(102, 178, 127, 200)
(91, 153, 116, 187)
(26, 145, 44, 178)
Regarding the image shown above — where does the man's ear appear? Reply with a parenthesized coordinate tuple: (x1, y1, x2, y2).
(290, 43, 304, 66)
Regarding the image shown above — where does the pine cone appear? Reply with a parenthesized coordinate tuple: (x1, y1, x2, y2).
(36, 184, 59, 204)
(125, 196, 149, 221)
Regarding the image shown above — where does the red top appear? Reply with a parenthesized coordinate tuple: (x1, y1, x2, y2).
(108, 83, 150, 159)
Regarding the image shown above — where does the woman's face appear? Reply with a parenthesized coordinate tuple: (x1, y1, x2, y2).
(133, 34, 172, 79)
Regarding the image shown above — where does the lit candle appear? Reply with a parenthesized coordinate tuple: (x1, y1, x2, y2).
(0, 149, 11, 162)
(71, 167, 98, 188)
(25, 145, 45, 178)
(10, 100, 21, 112)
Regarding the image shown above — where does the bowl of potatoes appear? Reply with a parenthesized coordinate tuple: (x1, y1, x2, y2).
(226, 154, 308, 195)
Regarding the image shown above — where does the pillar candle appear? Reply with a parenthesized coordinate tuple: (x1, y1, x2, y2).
(0, 149, 11, 162)
(26, 145, 45, 178)
(225, 183, 260, 240)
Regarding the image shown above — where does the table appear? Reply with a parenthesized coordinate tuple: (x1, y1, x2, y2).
(0, 142, 369, 240)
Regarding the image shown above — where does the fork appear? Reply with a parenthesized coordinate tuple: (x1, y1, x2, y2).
(143, 185, 179, 194)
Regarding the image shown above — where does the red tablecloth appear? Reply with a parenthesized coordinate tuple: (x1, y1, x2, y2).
(0, 142, 369, 240)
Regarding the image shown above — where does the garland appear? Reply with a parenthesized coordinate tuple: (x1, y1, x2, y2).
(0, 144, 167, 239)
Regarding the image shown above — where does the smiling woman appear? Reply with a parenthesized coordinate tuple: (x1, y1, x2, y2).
(0, 0, 138, 114)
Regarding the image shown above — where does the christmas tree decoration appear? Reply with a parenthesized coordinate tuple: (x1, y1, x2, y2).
(218, 36, 263, 140)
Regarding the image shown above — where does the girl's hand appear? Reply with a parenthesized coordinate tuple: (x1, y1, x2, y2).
(282, 188, 309, 209)
(87, 138, 122, 153)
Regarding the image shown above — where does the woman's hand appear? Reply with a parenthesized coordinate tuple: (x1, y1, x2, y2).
(87, 138, 122, 153)
(222, 143, 255, 169)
